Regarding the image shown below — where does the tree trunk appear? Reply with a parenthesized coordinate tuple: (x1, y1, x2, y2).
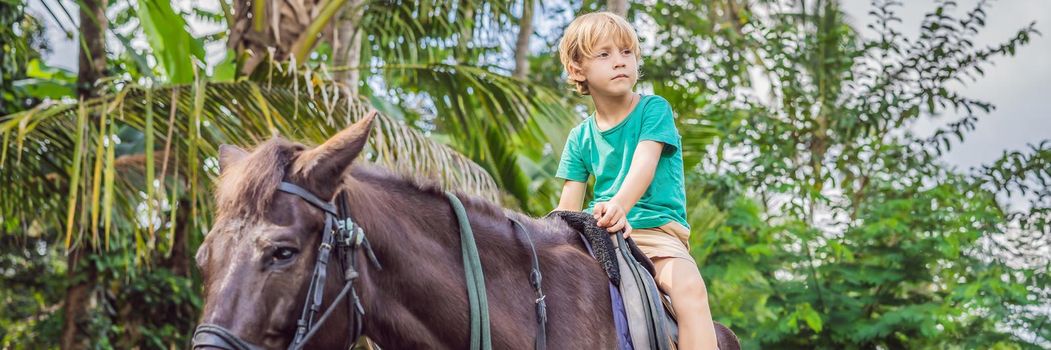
(61, 249, 97, 350)
(333, 0, 365, 97)
(227, 0, 345, 76)
(62, 1, 106, 349)
(607, 0, 628, 17)
(75, 0, 107, 99)
(513, 0, 534, 79)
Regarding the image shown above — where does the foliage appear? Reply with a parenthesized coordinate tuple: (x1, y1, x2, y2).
(0, 235, 65, 348)
(632, 0, 1050, 348)
(355, 0, 581, 213)
(1, 1, 64, 115)
(0, 0, 577, 346)
(135, 0, 205, 84)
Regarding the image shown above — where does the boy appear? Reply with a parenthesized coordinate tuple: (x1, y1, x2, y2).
(553, 12, 718, 350)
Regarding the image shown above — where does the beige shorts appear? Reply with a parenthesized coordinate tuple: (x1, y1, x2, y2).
(631, 221, 695, 262)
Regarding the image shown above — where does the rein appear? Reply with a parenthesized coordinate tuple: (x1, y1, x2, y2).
(445, 192, 548, 350)
(445, 192, 492, 349)
(193, 183, 548, 349)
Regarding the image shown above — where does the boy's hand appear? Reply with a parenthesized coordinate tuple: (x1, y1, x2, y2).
(593, 201, 631, 238)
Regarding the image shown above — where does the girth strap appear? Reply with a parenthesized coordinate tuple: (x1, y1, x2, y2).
(445, 192, 492, 350)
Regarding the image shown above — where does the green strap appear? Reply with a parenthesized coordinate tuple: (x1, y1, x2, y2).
(445, 192, 491, 350)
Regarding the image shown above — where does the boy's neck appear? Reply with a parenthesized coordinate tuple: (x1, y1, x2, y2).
(592, 91, 639, 129)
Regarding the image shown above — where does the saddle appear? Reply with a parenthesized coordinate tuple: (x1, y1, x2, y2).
(547, 211, 678, 350)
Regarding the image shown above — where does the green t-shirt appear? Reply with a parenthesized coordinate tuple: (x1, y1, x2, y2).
(556, 94, 690, 230)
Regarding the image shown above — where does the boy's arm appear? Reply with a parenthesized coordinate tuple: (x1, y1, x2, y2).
(594, 140, 664, 232)
(555, 180, 588, 212)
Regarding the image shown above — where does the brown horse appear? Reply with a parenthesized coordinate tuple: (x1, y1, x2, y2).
(192, 114, 738, 349)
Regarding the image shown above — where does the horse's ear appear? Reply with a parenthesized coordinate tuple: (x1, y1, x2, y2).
(292, 110, 378, 198)
(218, 144, 248, 173)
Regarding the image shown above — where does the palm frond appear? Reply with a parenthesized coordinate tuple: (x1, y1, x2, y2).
(358, 0, 516, 67)
(0, 71, 500, 258)
(374, 62, 578, 214)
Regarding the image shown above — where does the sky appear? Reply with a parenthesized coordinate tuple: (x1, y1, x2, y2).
(26, 0, 1050, 177)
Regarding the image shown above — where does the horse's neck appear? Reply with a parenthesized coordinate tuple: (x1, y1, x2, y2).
(341, 172, 617, 348)
(346, 173, 471, 255)
(345, 173, 506, 347)
(344, 168, 522, 253)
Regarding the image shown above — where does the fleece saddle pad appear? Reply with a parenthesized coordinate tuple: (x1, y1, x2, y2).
(545, 211, 655, 285)
(546, 211, 677, 350)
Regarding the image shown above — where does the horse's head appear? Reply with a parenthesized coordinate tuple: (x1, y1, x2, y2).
(193, 113, 375, 349)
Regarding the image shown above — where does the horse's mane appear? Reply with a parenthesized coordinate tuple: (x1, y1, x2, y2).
(214, 137, 512, 223)
(349, 165, 510, 220)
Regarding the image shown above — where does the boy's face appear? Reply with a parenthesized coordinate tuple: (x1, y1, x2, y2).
(570, 36, 638, 97)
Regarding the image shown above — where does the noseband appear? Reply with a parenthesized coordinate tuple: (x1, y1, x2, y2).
(192, 181, 380, 350)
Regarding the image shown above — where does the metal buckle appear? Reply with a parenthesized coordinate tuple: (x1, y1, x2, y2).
(354, 227, 366, 246)
(338, 218, 357, 246)
(336, 218, 352, 232)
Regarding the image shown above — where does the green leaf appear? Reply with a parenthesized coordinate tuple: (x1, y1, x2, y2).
(12, 78, 75, 99)
(212, 50, 238, 82)
(800, 304, 823, 333)
(25, 59, 76, 81)
(137, 0, 204, 84)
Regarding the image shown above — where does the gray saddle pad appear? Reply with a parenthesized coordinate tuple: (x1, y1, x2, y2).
(613, 231, 678, 350)
(546, 211, 678, 350)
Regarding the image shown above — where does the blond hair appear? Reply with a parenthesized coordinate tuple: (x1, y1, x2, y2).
(557, 12, 642, 95)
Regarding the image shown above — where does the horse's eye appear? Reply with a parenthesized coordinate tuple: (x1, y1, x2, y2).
(272, 247, 299, 262)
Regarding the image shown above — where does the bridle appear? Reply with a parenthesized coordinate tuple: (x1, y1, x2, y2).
(192, 181, 548, 350)
(192, 181, 380, 350)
